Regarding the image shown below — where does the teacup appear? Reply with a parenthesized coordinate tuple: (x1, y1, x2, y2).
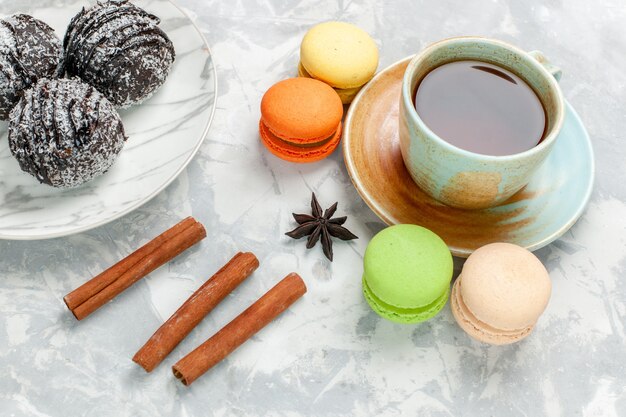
(399, 37, 564, 210)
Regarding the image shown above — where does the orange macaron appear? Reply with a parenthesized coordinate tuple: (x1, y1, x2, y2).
(259, 77, 343, 163)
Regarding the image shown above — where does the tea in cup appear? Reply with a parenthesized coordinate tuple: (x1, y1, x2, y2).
(399, 37, 564, 209)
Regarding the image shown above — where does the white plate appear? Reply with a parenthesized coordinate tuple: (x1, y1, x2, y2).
(0, 0, 217, 240)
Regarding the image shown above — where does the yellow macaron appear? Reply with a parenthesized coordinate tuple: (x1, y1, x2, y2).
(299, 21, 378, 104)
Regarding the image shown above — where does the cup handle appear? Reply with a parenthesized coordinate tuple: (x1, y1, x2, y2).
(528, 50, 562, 82)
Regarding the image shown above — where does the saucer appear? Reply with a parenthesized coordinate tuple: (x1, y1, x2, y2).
(343, 57, 594, 257)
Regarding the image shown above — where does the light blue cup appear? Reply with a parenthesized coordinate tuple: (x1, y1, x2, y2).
(399, 37, 564, 210)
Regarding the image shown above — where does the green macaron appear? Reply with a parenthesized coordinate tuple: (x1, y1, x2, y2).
(362, 224, 453, 323)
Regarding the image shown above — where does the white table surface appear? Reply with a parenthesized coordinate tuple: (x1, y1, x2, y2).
(1, 0, 625, 416)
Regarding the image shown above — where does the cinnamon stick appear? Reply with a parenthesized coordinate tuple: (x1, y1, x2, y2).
(64, 217, 197, 311)
(172, 273, 307, 386)
(133, 252, 259, 372)
(65, 218, 206, 320)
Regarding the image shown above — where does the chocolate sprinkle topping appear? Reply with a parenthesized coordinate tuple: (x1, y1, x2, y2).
(0, 14, 62, 120)
(8, 78, 127, 188)
(63, 0, 176, 107)
(286, 193, 358, 261)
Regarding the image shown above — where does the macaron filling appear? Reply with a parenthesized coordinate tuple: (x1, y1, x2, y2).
(259, 121, 342, 163)
(261, 115, 340, 146)
(262, 121, 338, 148)
(362, 276, 449, 323)
(452, 278, 532, 342)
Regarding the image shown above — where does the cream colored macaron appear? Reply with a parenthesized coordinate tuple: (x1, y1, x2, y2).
(299, 21, 378, 104)
(451, 243, 551, 345)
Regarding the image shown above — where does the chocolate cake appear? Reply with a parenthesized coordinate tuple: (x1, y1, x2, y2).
(8, 78, 127, 188)
(63, 0, 176, 107)
(0, 14, 62, 120)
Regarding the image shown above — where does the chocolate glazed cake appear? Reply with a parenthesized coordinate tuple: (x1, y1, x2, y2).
(63, 0, 176, 107)
(0, 14, 62, 120)
(8, 78, 127, 188)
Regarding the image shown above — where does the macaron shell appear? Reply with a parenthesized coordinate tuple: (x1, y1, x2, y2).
(363, 276, 449, 324)
(451, 278, 531, 345)
(333, 87, 360, 105)
(300, 21, 378, 89)
(298, 61, 361, 104)
(363, 224, 453, 309)
(259, 120, 341, 163)
(260, 77, 343, 144)
(460, 243, 551, 331)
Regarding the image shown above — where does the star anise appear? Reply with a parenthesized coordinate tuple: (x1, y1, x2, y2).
(285, 193, 358, 261)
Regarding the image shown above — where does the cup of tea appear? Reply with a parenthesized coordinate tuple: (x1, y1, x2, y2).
(399, 36, 564, 210)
